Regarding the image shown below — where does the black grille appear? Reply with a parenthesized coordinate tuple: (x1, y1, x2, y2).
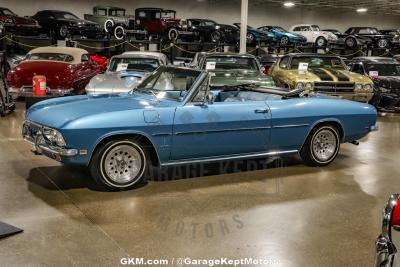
(314, 82, 354, 93)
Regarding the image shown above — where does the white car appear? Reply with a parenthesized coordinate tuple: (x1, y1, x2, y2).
(289, 24, 338, 47)
(85, 52, 169, 95)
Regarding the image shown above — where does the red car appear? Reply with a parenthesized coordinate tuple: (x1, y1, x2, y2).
(0, 7, 41, 36)
(135, 8, 195, 41)
(7, 46, 106, 98)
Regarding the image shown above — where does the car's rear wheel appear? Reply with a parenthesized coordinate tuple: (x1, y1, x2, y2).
(114, 26, 125, 40)
(104, 20, 114, 32)
(90, 139, 148, 191)
(300, 125, 340, 166)
(246, 33, 256, 44)
(211, 31, 222, 42)
(345, 37, 357, 48)
(59, 25, 69, 39)
(315, 36, 327, 47)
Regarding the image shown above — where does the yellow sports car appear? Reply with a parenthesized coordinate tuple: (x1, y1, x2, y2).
(269, 53, 374, 102)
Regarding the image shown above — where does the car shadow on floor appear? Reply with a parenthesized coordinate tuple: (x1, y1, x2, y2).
(26, 155, 310, 192)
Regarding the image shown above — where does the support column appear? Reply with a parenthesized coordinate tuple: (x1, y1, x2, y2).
(239, 0, 248, 54)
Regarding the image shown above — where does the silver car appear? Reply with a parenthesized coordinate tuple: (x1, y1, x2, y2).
(85, 51, 169, 95)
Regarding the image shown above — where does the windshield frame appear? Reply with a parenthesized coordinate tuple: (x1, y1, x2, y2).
(107, 57, 161, 73)
(365, 63, 400, 77)
(53, 12, 80, 20)
(133, 66, 205, 102)
(201, 55, 261, 72)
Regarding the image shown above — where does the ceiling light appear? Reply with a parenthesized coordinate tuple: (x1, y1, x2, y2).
(357, 8, 368, 13)
(283, 2, 295, 7)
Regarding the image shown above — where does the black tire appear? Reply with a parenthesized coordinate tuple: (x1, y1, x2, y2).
(167, 28, 179, 41)
(300, 125, 341, 167)
(315, 36, 327, 47)
(104, 19, 114, 33)
(280, 36, 290, 46)
(211, 31, 222, 43)
(246, 33, 256, 44)
(114, 26, 125, 40)
(89, 139, 148, 191)
(59, 25, 69, 39)
(345, 37, 357, 48)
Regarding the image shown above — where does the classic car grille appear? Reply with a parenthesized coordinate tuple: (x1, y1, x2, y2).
(314, 82, 355, 93)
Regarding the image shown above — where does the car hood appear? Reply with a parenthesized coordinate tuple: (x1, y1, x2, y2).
(284, 68, 372, 83)
(86, 71, 146, 94)
(26, 93, 176, 129)
(285, 32, 305, 39)
(216, 23, 238, 31)
(209, 71, 274, 86)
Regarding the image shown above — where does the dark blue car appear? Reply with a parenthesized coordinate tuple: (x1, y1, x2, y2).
(258, 26, 307, 46)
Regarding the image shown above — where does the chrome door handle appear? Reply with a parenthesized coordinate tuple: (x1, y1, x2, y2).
(255, 108, 269, 113)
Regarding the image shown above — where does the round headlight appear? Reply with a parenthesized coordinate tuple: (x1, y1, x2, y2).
(305, 82, 313, 90)
(355, 83, 363, 90)
(363, 84, 373, 91)
(296, 82, 304, 90)
(43, 127, 66, 147)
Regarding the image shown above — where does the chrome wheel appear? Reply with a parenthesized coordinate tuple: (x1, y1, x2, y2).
(59, 25, 69, 38)
(247, 33, 255, 43)
(114, 26, 125, 40)
(345, 37, 356, 48)
(312, 129, 338, 162)
(280, 36, 289, 46)
(378, 39, 388, 48)
(316, 37, 326, 47)
(102, 143, 144, 185)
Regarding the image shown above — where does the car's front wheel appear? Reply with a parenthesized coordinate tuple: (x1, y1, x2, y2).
(90, 139, 148, 191)
(300, 125, 341, 166)
(59, 25, 69, 39)
(377, 39, 389, 49)
(280, 36, 290, 46)
(345, 37, 357, 48)
(315, 36, 327, 47)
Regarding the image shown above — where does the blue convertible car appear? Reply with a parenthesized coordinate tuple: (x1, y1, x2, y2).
(23, 66, 378, 190)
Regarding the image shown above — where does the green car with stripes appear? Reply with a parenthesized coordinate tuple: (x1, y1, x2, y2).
(269, 53, 374, 102)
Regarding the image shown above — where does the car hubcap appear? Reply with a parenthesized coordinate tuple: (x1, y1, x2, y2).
(115, 27, 124, 39)
(104, 145, 142, 184)
(60, 26, 68, 37)
(317, 38, 325, 46)
(347, 38, 355, 47)
(212, 32, 220, 42)
(312, 129, 337, 162)
(281, 37, 289, 45)
(378, 39, 388, 48)
(247, 34, 254, 42)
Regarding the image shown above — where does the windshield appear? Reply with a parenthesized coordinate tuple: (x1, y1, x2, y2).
(1, 8, 15, 16)
(54, 12, 80, 20)
(26, 53, 74, 62)
(311, 25, 320, 31)
(161, 11, 175, 19)
(109, 9, 125, 16)
(365, 64, 400, 76)
(108, 57, 160, 72)
(274, 26, 287, 32)
(290, 56, 346, 70)
(135, 67, 201, 101)
(204, 56, 259, 72)
(203, 20, 216, 26)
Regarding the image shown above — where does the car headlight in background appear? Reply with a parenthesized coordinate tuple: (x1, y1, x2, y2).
(43, 127, 66, 147)
(296, 82, 304, 90)
(355, 83, 363, 91)
(305, 82, 313, 90)
(379, 87, 391, 93)
(363, 84, 373, 92)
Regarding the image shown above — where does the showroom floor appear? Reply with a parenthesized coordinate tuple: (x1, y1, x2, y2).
(0, 102, 398, 266)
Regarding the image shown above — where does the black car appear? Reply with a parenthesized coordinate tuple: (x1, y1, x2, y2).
(342, 27, 400, 49)
(187, 19, 238, 44)
(348, 57, 400, 111)
(257, 54, 279, 75)
(32, 10, 103, 39)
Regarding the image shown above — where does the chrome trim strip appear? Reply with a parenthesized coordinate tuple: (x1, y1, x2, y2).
(272, 124, 310, 129)
(161, 150, 298, 166)
(174, 126, 272, 135)
(152, 133, 173, 137)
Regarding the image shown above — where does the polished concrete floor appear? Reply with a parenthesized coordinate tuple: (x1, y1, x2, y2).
(0, 103, 398, 266)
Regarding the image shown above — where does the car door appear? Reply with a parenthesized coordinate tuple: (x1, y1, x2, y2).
(294, 26, 311, 42)
(171, 79, 272, 160)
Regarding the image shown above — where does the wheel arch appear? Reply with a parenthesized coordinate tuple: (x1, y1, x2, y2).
(301, 119, 345, 151)
(89, 131, 161, 167)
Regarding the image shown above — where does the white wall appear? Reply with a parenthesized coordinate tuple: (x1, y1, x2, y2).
(4, 0, 400, 32)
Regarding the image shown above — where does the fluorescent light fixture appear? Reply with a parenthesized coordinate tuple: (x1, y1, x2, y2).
(283, 2, 295, 7)
(357, 8, 368, 13)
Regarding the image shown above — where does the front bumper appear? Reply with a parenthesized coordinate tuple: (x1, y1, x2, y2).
(8, 86, 73, 98)
(318, 91, 374, 102)
(22, 121, 78, 161)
